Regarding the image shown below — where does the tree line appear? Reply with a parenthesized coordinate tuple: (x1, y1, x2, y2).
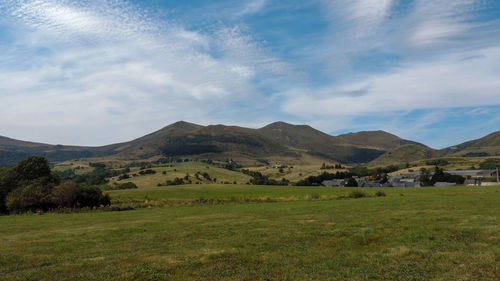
(0, 156, 110, 214)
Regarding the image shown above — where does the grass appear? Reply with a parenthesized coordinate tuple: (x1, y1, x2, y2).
(115, 162, 252, 187)
(1, 185, 500, 280)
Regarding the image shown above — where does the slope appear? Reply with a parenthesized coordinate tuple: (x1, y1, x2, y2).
(369, 144, 437, 166)
(336, 130, 423, 151)
(258, 122, 388, 163)
(0, 136, 114, 167)
(113, 122, 290, 160)
(440, 131, 500, 157)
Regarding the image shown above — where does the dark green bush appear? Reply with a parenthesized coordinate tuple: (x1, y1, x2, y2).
(76, 186, 110, 208)
(6, 183, 53, 212)
(111, 182, 138, 190)
(51, 182, 79, 208)
(348, 190, 366, 198)
(346, 178, 358, 187)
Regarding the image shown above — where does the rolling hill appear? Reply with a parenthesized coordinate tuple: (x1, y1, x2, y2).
(1, 121, 499, 167)
(257, 122, 423, 163)
(336, 130, 422, 151)
(368, 144, 437, 166)
(0, 135, 115, 167)
(440, 131, 500, 157)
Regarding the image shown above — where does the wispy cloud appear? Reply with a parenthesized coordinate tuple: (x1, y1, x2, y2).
(235, 0, 268, 18)
(282, 47, 500, 117)
(0, 0, 285, 145)
(323, 0, 394, 39)
(0, 0, 499, 148)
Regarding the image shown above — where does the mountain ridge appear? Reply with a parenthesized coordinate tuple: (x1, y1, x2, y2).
(1, 121, 499, 167)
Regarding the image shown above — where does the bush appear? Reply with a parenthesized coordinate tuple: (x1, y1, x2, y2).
(51, 182, 79, 208)
(375, 191, 386, 197)
(118, 174, 130, 180)
(6, 183, 53, 212)
(166, 177, 185, 186)
(111, 182, 138, 190)
(76, 186, 110, 208)
(348, 190, 366, 198)
(346, 178, 358, 187)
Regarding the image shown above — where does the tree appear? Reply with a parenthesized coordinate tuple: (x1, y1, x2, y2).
(13, 156, 53, 184)
(6, 183, 54, 213)
(76, 186, 110, 207)
(51, 182, 79, 208)
(346, 178, 358, 187)
(1, 156, 59, 213)
(419, 168, 432, 186)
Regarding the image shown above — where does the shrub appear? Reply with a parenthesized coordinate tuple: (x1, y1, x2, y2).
(348, 190, 366, 199)
(118, 174, 130, 180)
(76, 186, 110, 208)
(346, 178, 358, 187)
(6, 183, 53, 212)
(112, 182, 138, 190)
(51, 182, 79, 208)
(166, 177, 185, 186)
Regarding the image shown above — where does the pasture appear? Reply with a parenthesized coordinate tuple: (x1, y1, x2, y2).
(1, 185, 500, 280)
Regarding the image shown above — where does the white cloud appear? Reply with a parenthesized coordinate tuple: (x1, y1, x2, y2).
(323, 0, 394, 39)
(0, 0, 285, 145)
(408, 0, 477, 48)
(235, 0, 267, 18)
(282, 47, 500, 118)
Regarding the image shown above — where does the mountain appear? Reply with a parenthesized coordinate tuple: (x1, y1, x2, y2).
(257, 122, 423, 163)
(113, 122, 289, 160)
(440, 131, 500, 157)
(2, 121, 499, 167)
(336, 130, 422, 151)
(257, 121, 344, 149)
(0, 136, 108, 167)
(107, 121, 205, 157)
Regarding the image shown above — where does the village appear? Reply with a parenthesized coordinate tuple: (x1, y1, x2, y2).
(321, 169, 500, 187)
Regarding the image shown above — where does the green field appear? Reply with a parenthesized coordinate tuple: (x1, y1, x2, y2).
(1, 185, 500, 280)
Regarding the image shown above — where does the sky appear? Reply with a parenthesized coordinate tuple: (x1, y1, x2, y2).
(0, 0, 499, 148)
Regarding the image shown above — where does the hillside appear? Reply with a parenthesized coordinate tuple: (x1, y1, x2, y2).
(368, 144, 437, 166)
(102, 122, 293, 163)
(2, 121, 500, 167)
(0, 136, 115, 167)
(440, 131, 500, 157)
(337, 130, 422, 151)
(257, 123, 422, 163)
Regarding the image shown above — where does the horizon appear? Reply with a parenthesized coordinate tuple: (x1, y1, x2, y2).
(1, 119, 497, 150)
(1, 0, 500, 148)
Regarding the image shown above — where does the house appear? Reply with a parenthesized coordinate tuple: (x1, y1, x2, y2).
(388, 173, 422, 187)
(364, 182, 382, 187)
(354, 177, 368, 187)
(322, 179, 346, 187)
(434, 182, 456, 187)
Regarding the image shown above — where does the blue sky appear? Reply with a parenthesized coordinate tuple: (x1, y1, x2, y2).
(0, 0, 499, 148)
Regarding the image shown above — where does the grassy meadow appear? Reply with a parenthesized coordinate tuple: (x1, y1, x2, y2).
(1, 185, 500, 280)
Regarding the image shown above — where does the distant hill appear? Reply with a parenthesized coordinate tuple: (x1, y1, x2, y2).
(0, 136, 109, 167)
(369, 144, 437, 166)
(2, 121, 499, 167)
(257, 123, 424, 163)
(336, 130, 422, 151)
(113, 122, 289, 160)
(440, 131, 500, 157)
